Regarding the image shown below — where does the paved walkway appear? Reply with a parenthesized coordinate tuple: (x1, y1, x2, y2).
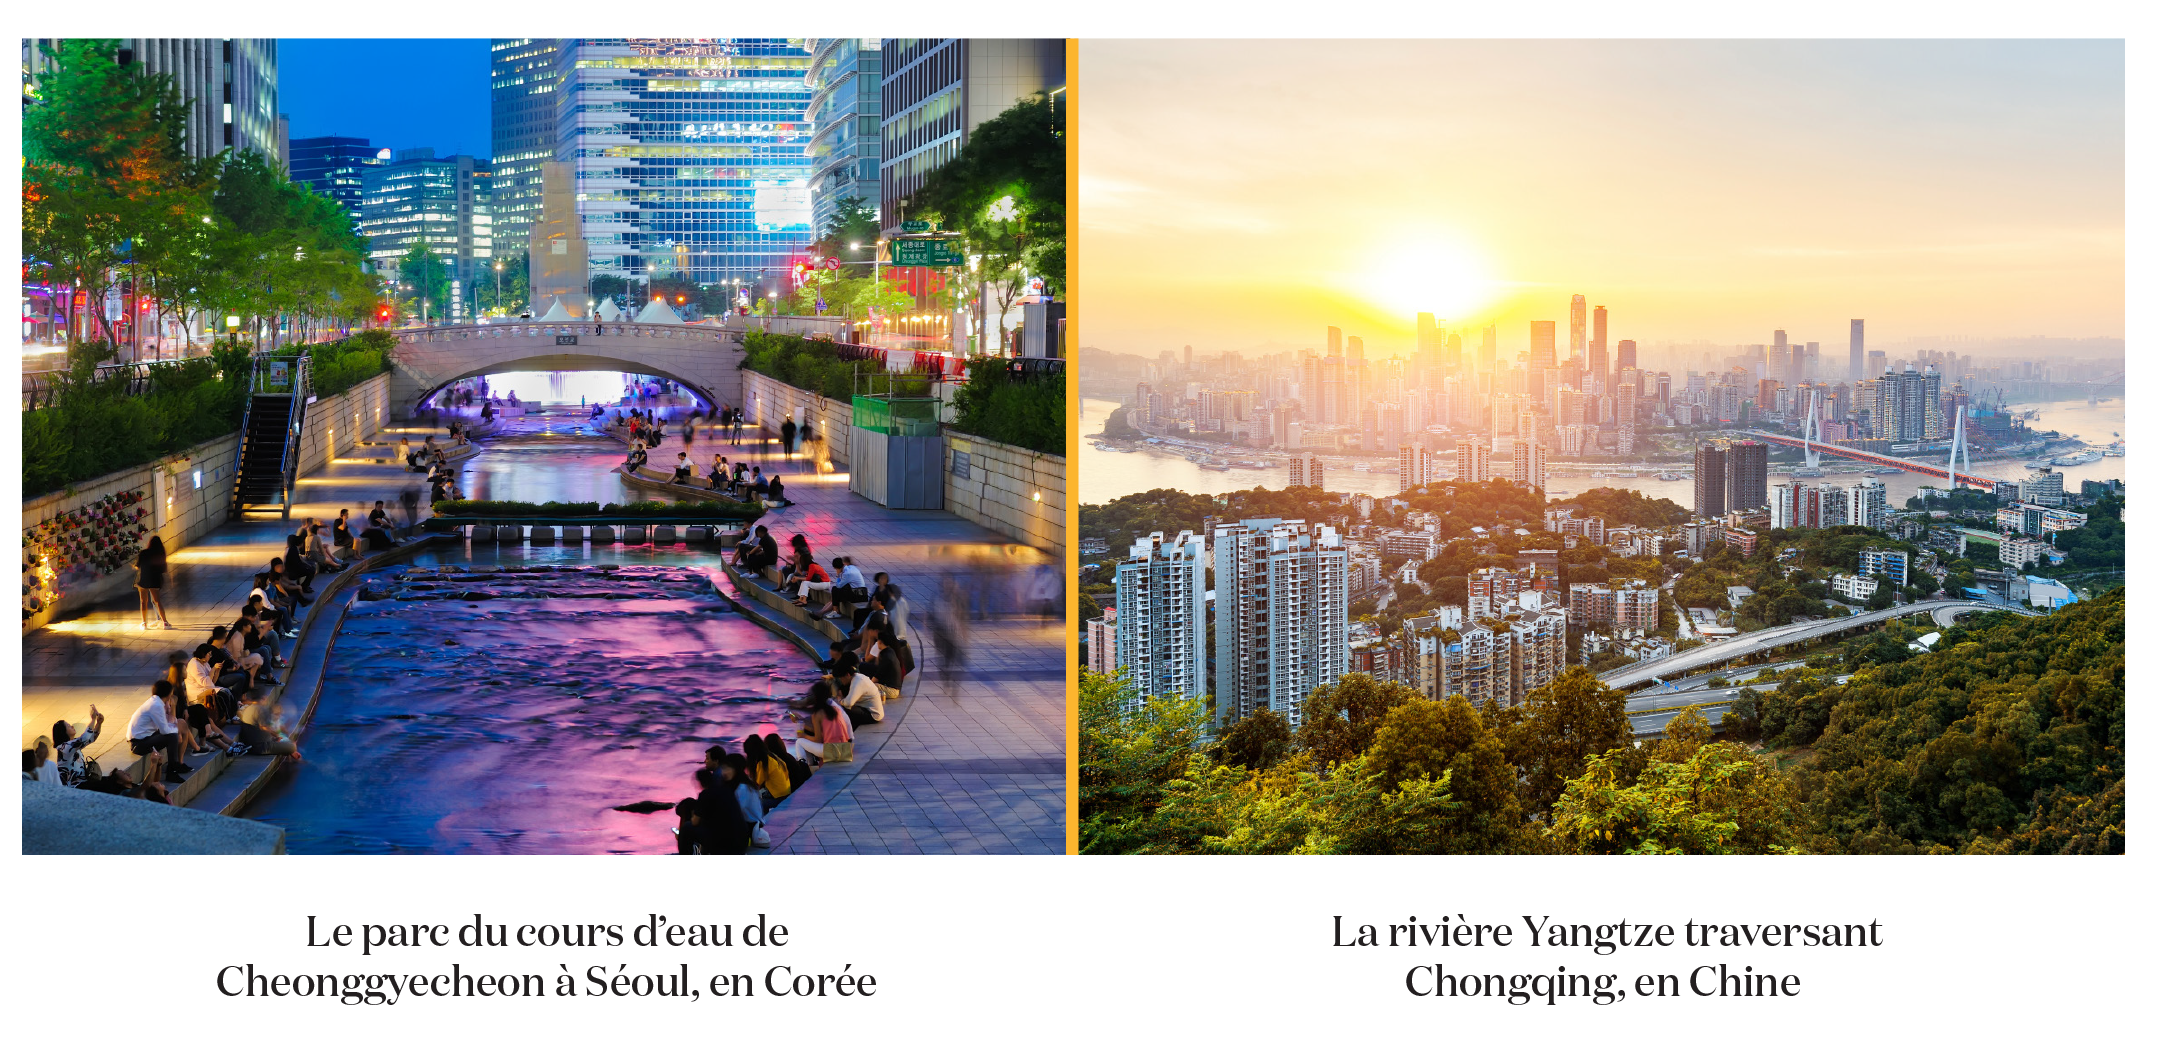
(21, 422, 454, 768)
(639, 426, 1066, 855)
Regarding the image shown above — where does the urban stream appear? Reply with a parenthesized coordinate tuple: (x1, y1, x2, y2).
(244, 400, 818, 854)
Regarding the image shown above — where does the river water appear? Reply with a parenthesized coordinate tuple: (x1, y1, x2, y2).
(1079, 396, 2125, 510)
(245, 413, 818, 854)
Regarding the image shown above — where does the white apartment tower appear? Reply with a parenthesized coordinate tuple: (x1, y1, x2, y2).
(1288, 453, 1326, 490)
(1511, 437, 1548, 492)
(1212, 519, 1350, 729)
(1398, 441, 1437, 493)
(1456, 440, 1490, 483)
(1112, 532, 1209, 709)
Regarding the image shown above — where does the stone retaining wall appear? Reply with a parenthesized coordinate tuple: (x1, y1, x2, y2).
(942, 433, 1065, 556)
(292, 373, 393, 477)
(22, 431, 243, 630)
(742, 371, 855, 468)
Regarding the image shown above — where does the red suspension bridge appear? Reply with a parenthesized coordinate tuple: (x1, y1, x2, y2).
(1747, 431, 2002, 490)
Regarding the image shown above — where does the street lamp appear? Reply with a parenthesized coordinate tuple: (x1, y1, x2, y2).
(494, 260, 503, 316)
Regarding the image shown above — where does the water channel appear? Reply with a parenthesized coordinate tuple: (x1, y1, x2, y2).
(245, 403, 817, 854)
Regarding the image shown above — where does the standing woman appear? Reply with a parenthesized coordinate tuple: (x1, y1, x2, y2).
(136, 536, 174, 630)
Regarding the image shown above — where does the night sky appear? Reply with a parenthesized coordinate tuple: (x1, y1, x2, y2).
(279, 39, 493, 160)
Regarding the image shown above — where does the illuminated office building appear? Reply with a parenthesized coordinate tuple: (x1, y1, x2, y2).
(288, 135, 378, 220)
(554, 38, 817, 286)
(358, 149, 494, 319)
(804, 38, 883, 235)
(877, 38, 1064, 235)
(489, 39, 563, 251)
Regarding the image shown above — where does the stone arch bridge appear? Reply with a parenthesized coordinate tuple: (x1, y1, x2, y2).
(387, 322, 752, 416)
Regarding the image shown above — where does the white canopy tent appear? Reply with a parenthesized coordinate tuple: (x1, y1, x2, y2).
(632, 298, 685, 325)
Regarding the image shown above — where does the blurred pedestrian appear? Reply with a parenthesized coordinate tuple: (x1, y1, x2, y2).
(932, 574, 971, 700)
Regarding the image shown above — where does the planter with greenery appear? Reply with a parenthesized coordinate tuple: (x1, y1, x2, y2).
(949, 357, 1064, 456)
(304, 329, 396, 397)
(22, 341, 256, 497)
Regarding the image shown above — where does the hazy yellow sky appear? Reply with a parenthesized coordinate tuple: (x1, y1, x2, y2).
(1079, 40, 2124, 359)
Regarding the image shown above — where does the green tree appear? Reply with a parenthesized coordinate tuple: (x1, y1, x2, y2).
(1099, 753, 1462, 855)
(393, 241, 453, 322)
(1365, 696, 1528, 851)
(907, 92, 1064, 350)
(1295, 673, 1419, 771)
(1502, 666, 1634, 818)
(809, 195, 880, 262)
(949, 356, 1064, 454)
(1077, 671, 1207, 840)
(475, 251, 529, 316)
(1210, 708, 1292, 770)
(1548, 739, 1809, 855)
(23, 38, 200, 350)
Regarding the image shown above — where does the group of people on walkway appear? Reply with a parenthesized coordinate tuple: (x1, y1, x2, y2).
(400, 432, 471, 503)
(50, 526, 326, 798)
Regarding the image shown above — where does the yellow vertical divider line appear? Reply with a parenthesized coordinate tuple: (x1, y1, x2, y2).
(1063, 36, 1082, 856)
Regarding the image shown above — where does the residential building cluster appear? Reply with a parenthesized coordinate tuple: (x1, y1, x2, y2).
(1096, 512, 1617, 724)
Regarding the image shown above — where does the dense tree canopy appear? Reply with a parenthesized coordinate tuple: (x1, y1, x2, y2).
(1553, 486, 1691, 528)
(1081, 587, 2123, 855)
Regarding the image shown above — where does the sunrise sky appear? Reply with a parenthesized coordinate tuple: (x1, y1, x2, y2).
(1079, 39, 2124, 360)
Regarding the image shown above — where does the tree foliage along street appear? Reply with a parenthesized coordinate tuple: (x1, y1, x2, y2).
(905, 92, 1065, 351)
(1081, 587, 2123, 854)
(24, 40, 378, 357)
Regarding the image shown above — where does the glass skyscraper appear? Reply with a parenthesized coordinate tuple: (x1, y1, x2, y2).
(358, 149, 494, 319)
(803, 38, 882, 236)
(553, 38, 817, 288)
(490, 38, 562, 251)
(287, 135, 379, 221)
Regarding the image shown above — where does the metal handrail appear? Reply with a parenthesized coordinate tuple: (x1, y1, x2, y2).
(21, 361, 159, 410)
(276, 357, 312, 517)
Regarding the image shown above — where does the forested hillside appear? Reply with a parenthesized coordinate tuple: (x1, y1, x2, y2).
(1080, 589, 2123, 854)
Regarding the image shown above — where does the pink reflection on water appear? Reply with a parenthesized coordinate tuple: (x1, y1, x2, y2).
(246, 561, 818, 854)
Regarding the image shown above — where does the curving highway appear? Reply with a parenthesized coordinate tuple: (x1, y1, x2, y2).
(1599, 600, 2037, 691)
(1626, 672, 1856, 738)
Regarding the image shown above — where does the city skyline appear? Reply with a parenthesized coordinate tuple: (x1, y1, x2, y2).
(1080, 39, 2125, 357)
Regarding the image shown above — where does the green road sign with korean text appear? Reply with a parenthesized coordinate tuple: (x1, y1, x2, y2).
(891, 238, 966, 267)
(900, 220, 933, 233)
